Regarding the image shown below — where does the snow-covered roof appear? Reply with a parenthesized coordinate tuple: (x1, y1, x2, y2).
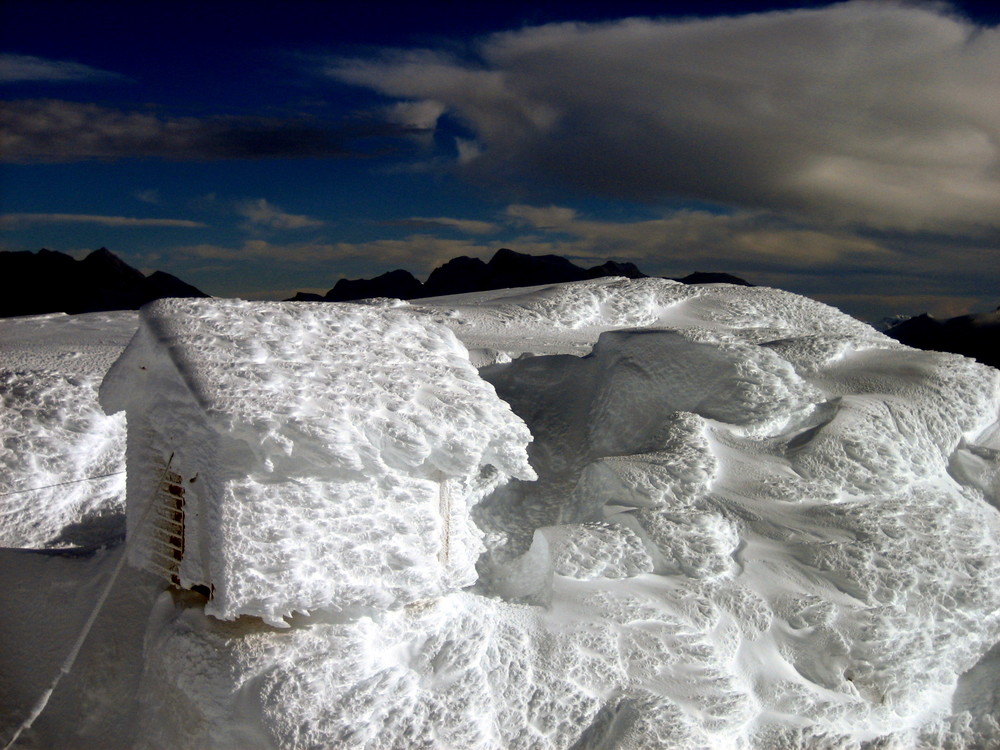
(102, 297, 534, 483)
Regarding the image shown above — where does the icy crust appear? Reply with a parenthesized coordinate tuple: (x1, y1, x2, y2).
(114, 298, 534, 482)
(137, 590, 751, 750)
(0, 312, 135, 548)
(209, 474, 471, 620)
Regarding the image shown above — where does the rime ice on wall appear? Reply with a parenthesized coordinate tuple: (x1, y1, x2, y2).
(99, 298, 534, 626)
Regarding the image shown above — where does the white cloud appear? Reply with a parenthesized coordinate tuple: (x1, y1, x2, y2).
(236, 199, 324, 231)
(386, 100, 446, 130)
(455, 137, 482, 164)
(0, 53, 124, 83)
(404, 216, 499, 234)
(506, 204, 578, 229)
(327, 2, 1000, 233)
(134, 189, 161, 205)
(501, 204, 895, 267)
(0, 213, 206, 228)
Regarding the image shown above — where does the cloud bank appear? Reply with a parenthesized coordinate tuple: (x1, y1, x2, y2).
(396, 216, 500, 234)
(0, 213, 206, 228)
(0, 100, 412, 162)
(178, 203, 895, 276)
(179, 235, 493, 273)
(0, 54, 124, 83)
(329, 1, 1000, 234)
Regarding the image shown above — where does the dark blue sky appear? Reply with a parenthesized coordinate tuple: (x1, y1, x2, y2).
(2, 0, 998, 320)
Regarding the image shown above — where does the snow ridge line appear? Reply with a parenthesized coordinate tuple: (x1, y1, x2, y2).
(439, 472, 451, 566)
(0, 471, 125, 501)
(0, 457, 170, 750)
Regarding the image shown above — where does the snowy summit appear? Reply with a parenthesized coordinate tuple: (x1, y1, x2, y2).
(2, 277, 1000, 749)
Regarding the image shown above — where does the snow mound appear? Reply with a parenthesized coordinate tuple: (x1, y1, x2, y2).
(462, 281, 1000, 747)
(413, 277, 889, 357)
(542, 521, 653, 580)
(0, 311, 138, 377)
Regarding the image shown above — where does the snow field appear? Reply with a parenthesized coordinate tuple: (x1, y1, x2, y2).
(3, 278, 1000, 749)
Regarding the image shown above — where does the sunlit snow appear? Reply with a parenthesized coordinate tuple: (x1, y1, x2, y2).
(2, 278, 1000, 749)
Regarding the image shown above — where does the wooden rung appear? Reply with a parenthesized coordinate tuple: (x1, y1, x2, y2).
(149, 532, 183, 549)
(151, 515, 182, 530)
(148, 521, 183, 541)
(152, 537, 184, 554)
(150, 520, 182, 534)
(148, 548, 180, 568)
(153, 508, 184, 526)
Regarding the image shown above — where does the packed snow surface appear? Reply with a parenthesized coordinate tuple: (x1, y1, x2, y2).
(3, 278, 1000, 749)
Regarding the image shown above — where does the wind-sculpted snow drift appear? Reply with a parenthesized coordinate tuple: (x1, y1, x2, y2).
(2, 278, 1000, 749)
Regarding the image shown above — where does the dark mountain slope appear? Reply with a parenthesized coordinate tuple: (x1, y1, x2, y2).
(886, 308, 1000, 369)
(294, 248, 750, 303)
(324, 269, 424, 302)
(0, 248, 209, 318)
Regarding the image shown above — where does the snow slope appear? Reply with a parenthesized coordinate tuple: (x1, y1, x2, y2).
(2, 278, 1000, 749)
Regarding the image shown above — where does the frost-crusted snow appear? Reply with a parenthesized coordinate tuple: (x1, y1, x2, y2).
(103, 298, 533, 481)
(0, 370, 124, 548)
(99, 298, 534, 625)
(4, 279, 1000, 750)
(0, 312, 135, 548)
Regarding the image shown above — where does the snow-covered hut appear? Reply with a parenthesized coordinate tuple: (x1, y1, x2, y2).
(100, 298, 534, 626)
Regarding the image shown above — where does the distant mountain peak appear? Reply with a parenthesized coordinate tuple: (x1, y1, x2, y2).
(289, 249, 751, 304)
(672, 271, 752, 287)
(886, 307, 1000, 369)
(0, 247, 208, 318)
